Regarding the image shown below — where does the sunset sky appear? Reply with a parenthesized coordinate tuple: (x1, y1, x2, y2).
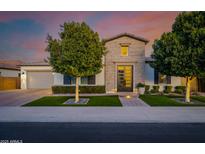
(0, 11, 180, 63)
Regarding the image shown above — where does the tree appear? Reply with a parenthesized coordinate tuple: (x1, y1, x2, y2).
(46, 22, 105, 102)
(150, 12, 205, 102)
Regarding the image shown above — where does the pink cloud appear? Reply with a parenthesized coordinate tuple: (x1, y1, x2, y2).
(95, 12, 179, 38)
(0, 11, 182, 61)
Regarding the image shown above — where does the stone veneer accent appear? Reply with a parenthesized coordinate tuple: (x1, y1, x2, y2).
(105, 36, 146, 93)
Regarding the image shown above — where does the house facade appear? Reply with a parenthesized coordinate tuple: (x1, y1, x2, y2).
(20, 33, 205, 93)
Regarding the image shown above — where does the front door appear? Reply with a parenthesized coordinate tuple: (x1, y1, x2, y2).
(117, 65, 133, 92)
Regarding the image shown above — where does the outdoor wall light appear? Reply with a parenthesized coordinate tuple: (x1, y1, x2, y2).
(125, 95, 131, 99)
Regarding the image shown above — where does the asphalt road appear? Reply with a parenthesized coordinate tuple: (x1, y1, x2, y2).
(0, 122, 205, 143)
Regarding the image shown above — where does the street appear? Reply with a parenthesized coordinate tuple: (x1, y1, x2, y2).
(0, 122, 205, 143)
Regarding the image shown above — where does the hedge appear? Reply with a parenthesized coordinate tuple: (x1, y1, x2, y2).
(52, 85, 106, 94)
(145, 85, 150, 92)
(175, 86, 186, 94)
(150, 85, 160, 93)
(164, 86, 173, 93)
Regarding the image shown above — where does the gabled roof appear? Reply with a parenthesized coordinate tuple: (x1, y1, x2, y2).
(103, 33, 149, 44)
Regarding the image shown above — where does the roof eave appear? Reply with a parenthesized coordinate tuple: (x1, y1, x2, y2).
(103, 33, 149, 44)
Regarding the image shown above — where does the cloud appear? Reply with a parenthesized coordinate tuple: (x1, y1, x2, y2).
(0, 11, 180, 61)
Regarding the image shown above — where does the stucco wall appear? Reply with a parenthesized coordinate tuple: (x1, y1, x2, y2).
(53, 67, 105, 86)
(105, 36, 146, 93)
(182, 77, 198, 92)
(21, 65, 105, 89)
(0, 69, 20, 77)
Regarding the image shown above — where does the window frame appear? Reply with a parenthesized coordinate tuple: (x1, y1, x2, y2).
(154, 70, 171, 84)
(120, 45, 129, 57)
(80, 75, 96, 85)
(158, 73, 168, 84)
(63, 75, 76, 85)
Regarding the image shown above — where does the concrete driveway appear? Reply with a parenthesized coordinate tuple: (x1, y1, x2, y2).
(0, 89, 52, 106)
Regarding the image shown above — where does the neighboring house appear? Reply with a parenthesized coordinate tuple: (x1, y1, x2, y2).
(0, 61, 21, 77)
(0, 60, 22, 90)
(20, 33, 205, 93)
(0, 67, 20, 77)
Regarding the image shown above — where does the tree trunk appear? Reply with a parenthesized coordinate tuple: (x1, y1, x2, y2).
(75, 77, 80, 103)
(185, 77, 191, 103)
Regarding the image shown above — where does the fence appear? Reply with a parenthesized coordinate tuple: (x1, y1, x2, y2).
(0, 77, 20, 90)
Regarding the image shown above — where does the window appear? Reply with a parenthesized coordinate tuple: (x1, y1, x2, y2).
(159, 73, 170, 84)
(121, 46, 128, 56)
(154, 70, 171, 84)
(63, 75, 76, 85)
(81, 75, 96, 85)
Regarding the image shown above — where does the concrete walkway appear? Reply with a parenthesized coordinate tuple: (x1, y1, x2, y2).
(1, 107, 205, 123)
(119, 96, 149, 107)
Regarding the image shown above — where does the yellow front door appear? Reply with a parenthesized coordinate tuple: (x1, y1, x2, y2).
(117, 65, 133, 92)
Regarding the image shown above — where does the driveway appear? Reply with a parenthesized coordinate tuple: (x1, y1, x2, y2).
(0, 89, 52, 106)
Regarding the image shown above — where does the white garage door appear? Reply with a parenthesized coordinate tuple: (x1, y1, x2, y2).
(27, 71, 53, 89)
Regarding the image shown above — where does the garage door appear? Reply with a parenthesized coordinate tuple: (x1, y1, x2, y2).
(27, 71, 53, 89)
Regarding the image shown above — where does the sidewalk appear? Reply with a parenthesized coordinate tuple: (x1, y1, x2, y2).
(0, 107, 205, 123)
(119, 96, 149, 107)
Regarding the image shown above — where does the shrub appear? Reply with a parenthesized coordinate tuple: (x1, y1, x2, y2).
(52, 86, 105, 94)
(145, 85, 150, 92)
(174, 89, 183, 94)
(192, 92, 199, 96)
(151, 85, 159, 93)
(174, 86, 186, 94)
(144, 91, 151, 95)
(136, 83, 145, 88)
(163, 86, 173, 93)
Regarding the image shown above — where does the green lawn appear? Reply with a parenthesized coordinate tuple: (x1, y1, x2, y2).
(139, 95, 205, 106)
(23, 96, 122, 106)
(192, 96, 205, 103)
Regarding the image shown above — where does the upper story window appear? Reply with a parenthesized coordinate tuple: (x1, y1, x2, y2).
(121, 46, 128, 56)
(81, 75, 96, 85)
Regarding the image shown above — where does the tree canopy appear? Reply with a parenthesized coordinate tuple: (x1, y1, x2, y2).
(46, 22, 106, 77)
(150, 12, 205, 78)
(46, 22, 106, 102)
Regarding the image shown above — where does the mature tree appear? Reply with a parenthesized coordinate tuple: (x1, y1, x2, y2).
(46, 22, 105, 102)
(150, 12, 205, 102)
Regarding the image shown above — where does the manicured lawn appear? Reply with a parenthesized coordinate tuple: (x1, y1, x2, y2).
(139, 95, 205, 106)
(192, 96, 205, 103)
(23, 96, 122, 106)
